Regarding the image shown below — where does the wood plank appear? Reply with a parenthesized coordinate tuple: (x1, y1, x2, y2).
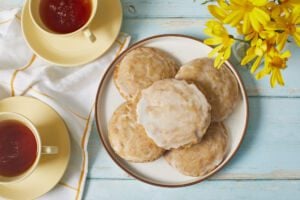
(87, 97, 300, 180)
(121, 0, 212, 18)
(122, 18, 300, 96)
(82, 179, 300, 200)
(5, 0, 212, 18)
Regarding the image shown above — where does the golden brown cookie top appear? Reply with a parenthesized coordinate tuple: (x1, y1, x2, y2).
(108, 101, 165, 162)
(176, 58, 240, 122)
(114, 47, 179, 100)
(164, 122, 228, 177)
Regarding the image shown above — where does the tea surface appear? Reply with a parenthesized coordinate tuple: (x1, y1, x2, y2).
(40, 0, 92, 34)
(0, 120, 37, 177)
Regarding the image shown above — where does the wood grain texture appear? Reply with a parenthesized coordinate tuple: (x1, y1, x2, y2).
(88, 98, 300, 180)
(121, 0, 212, 18)
(82, 180, 300, 200)
(1, 0, 211, 17)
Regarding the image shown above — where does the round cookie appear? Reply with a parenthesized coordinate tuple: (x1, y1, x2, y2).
(164, 122, 228, 177)
(114, 47, 179, 100)
(137, 79, 211, 150)
(108, 101, 164, 162)
(175, 58, 240, 122)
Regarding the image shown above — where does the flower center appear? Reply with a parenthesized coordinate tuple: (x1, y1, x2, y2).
(271, 56, 285, 69)
(287, 23, 296, 34)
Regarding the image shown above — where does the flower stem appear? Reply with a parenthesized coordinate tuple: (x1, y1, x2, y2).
(199, 0, 217, 5)
(229, 35, 249, 43)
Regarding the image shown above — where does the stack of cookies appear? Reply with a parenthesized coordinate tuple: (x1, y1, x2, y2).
(108, 47, 240, 177)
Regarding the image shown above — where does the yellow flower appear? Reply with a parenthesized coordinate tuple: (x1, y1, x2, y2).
(268, 0, 300, 18)
(202, 0, 298, 88)
(207, 0, 229, 21)
(208, 0, 270, 34)
(241, 28, 276, 73)
(241, 39, 266, 73)
(279, 0, 300, 7)
(245, 27, 277, 45)
(256, 48, 291, 87)
(204, 20, 235, 68)
(268, 6, 300, 50)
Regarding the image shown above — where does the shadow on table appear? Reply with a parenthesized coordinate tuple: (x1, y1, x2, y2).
(215, 57, 263, 177)
(87, 121, 103, 171)
(81, 122, 102, 198)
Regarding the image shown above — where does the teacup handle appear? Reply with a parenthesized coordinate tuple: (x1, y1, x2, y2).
(42, 146, 59, 154)
(83, 28, 96, 43)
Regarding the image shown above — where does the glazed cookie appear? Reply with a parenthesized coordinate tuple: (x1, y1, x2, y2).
(108, 101, 164, 162)
(175, 58, 240, 122)
(164, 122, 228, 177)
(113, 47, 179, 100)
(137, 79, 211, 150)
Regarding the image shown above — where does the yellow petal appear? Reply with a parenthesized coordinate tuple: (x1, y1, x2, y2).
(245, 32, 255, 41)
(250, 56, 263, 73)
(290, 0, 300, 4)
(223, 46, 231, 60)
(208, 45, 223, 57)
(224, 11, 242, 26)
(242, 13, 251, 34)
(261, 41, 267, 51)
(255, 69, 267, 80)
(276, 69, 285, 86)
(229, 12, 243, 26)
(218, 0, 230, 9)
(241, 54, 256, 65)
(292, 6, 300, 24)
(215, 52, 222, 64)
(209, 22, 227, 36)
(281, 50, 291, 58)
(255, 48, 264, 56)
(293, 31, 300, 47)
(256, 63, 271, 80)
(231, 0, 244, 6)
(208, 5, 227, 21)
(214, 53, 224, 68)
(204, 37, 223, 45)
(250, 0, 268, 6)
(270, 72, 276, 88)
(249, 12, 261, 32)
(204, 28, 214, 37)
(252, 8, 270, 25)
(277, 33, 288, 51)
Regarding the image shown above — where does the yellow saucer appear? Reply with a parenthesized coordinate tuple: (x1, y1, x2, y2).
(21, 0, 123, 67)
(0, 96, 70, 200)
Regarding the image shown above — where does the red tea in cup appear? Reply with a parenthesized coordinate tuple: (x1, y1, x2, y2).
(0, 120, 37, 177)
(39, 0, 92, 34)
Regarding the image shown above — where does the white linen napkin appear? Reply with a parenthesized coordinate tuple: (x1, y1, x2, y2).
(0, 8, 130, 200)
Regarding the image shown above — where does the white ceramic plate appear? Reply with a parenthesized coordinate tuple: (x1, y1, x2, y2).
(95, 34, 249, 187)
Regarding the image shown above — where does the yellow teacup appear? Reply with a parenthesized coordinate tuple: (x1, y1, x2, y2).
(0, 112, 58, 184)
(29, 0, 98, 42)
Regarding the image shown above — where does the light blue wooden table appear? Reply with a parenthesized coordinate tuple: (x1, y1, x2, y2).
(85, 1, 300, 199)
(2, 0, 300, 199)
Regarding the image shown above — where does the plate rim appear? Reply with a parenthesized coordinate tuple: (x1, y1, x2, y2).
(21, 0, 123, 67)
(95, 34, 249, 187)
